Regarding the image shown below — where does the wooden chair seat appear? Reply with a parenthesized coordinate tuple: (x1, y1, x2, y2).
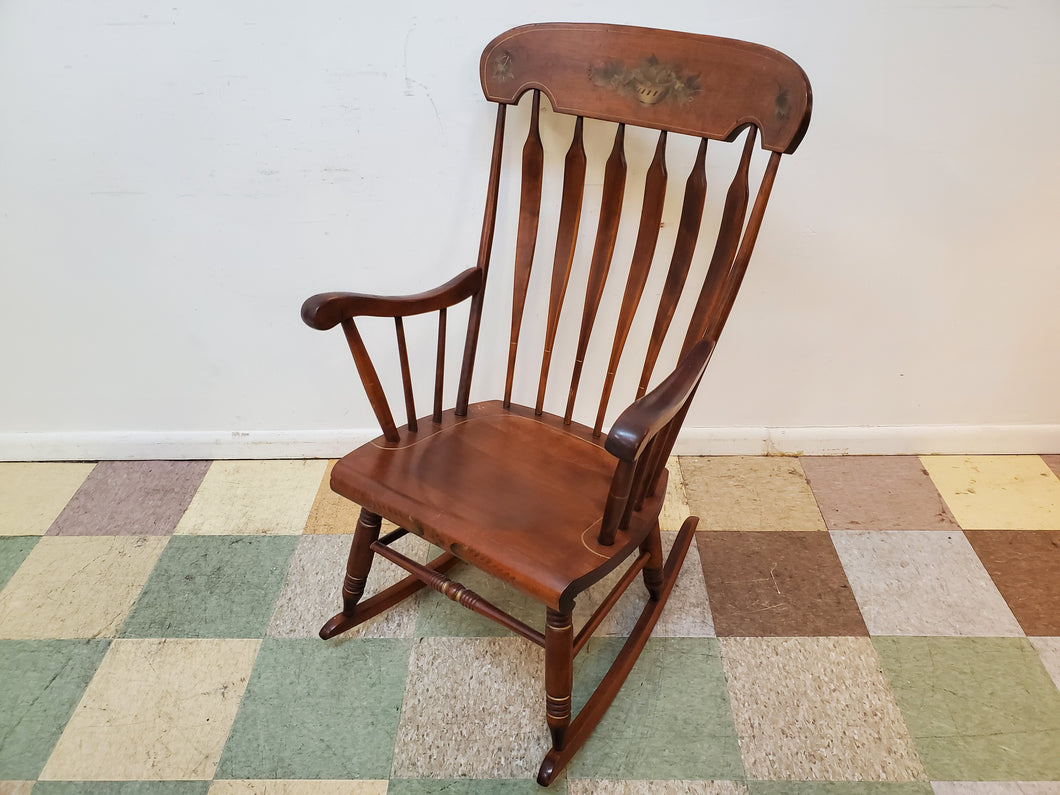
(331, 400, 664, 611)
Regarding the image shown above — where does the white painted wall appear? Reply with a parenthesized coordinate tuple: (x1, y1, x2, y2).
(1, 1, 1058, 459)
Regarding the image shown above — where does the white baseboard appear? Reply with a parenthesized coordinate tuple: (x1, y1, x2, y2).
(1, 424, 1058, 461)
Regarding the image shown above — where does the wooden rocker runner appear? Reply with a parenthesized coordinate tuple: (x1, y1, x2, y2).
(300, 23, 811, 786)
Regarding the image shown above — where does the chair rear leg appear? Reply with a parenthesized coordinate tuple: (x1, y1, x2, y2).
(319, 508, 382, 639)
(544, 608, 574, 752)
(640, 523, 665, 601)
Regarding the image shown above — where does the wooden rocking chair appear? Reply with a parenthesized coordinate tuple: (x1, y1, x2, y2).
(301, 23, 811, 785)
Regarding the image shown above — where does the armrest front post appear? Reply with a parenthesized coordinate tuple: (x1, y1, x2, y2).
(341, 319, 399, 443)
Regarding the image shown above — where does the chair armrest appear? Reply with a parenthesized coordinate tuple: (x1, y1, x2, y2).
(301, 267, 483, 330)
(605, 339, 715, 462)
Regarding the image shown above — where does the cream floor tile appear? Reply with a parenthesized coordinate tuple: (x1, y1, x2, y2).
(719, 636, 925, 782)
(920, 455, 1060, 530)
(0, 783, 34, 795)
(303, 460, 363, 534)
(391, 636, 550, 779)
(1029, 636, 1060, 689)
(267, 532, 431, 639)
(40, 638, 260, 781)
(175, 460, 328, 535)
(830, 531, 1023, 636)
(0, 463, 95, 536)
(209, 781, 387, 794)
(567, 782, 748, 794)
(0, 536, 167, 638)
(682, 457, 827, 531)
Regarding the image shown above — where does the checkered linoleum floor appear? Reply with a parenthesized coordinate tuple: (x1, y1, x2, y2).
(0, 455, 1058, 794)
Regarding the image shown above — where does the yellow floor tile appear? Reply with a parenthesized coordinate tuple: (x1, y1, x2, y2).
(0, 462, 95, 536)
(682, 456, 827, 531)
(303, 460, 363, 534)
(209, 781, 387, 794)
(40, 638, 260, 781)
(0, 536, 167, 638)
(175, 460, 329, 535)
(659, 457, 692, 533)
(920, 455, 1060, 530)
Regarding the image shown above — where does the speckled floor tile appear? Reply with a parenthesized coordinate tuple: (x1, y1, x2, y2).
(303, 460, 363, 535)
(0, 639, 109, 779)
(39, 638, 260, 781)
(919, 456, 1060, 530)
(175, 460, 328, 535)
(682, 457, 826, 532)
(568, 781, 748, 794)
(389, 781, 564, 794)
(0, 536, 167, 639)
(719, 636, 924, 782)
(747, 785, 933, 794)
(0, 783, 34, 795)
(963, 530, 1060, 635)
(661, 457, 692, 533)
(47, 461, 209, 536)
(217, 638, 407, 780)
(697, 531, 865, 637)
(33, 783, 209, 794)
(930, 784, 1060, 794)
(209, 780, 387, 794)
(0, 463, 95, 536)
(268, 532, 431, 639)
(829, 531, 1022, 636)
(569, 638, 743, 781)
(0, 536, 37, 591)
(392, 636, 549, 779)
(1029, 636, 1060, 689)
(121, 536, 297, 639)
(873, 636, 1060, 781)
(799, 456, 958, 531)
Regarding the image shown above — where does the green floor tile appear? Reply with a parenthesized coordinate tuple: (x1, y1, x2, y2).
(567, 637, 744, 780)
(216, 637, 412, 780)
(873, 636, 1060, 780)
(32, 783, 210, 794)
(747, 784, 934, 794)
(0, 639, 110, 779)
(0, 536, 37, 590)
(389, 780, 566, 794)
(120, 536, 297, 638)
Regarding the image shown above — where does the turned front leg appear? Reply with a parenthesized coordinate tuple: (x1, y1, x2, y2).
(544, 608, 574, 750)
(639, 523, 665, 601)
(341, 508, 383, 612)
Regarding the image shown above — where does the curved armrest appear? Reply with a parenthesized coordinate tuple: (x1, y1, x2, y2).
(605, 339, 715, 462)
(301, 267, 483, 330)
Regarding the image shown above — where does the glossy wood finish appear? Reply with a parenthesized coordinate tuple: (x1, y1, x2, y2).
(301, 22, 811, 786)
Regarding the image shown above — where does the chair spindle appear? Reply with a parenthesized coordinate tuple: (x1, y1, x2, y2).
(565, 123, 627, 424)
(342, 318, 399, 442)
(394, 317, 417, 432)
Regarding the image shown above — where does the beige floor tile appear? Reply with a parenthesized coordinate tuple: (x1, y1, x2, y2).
(568, 782, 748, 794)
(1029, 636, 1060, 690)
(719, 636, 925, 781)
(267, 532, 431, 639)
(303, 460, 364, 534)
(392, 636, 549, 779)
(682, 457, 826, 531)
(40, 638, 260, 781)
(831, 530, 1023, 636)
(931, 784, 1060, 794)
(0, 783, 34, 795)
(0, 536, 167, 638)
(175, 459, 328, 535)
(209, 781, 387, 794)
(0, 462, 95, 536)
(920, 455, 1060, 530)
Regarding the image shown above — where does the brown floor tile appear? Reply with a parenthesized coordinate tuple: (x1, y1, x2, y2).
(696, 531, 866, 637)
(47, 460, 210, 536)
(800, 455, 958, 531)
(1043, 454, 1060, 479)
(964, 530, 1060, 635)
